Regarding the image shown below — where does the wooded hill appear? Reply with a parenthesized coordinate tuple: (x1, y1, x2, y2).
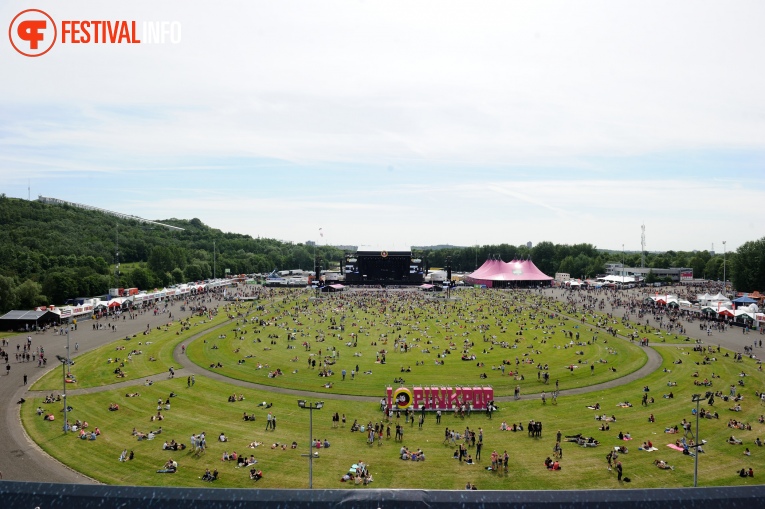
(0, 196, 343, 311)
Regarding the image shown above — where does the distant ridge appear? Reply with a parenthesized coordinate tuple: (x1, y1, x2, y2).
(412, 244, 467, 251)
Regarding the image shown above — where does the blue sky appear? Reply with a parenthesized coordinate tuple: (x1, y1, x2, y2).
(2, 0, 764, 252)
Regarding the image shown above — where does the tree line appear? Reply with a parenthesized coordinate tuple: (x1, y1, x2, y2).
(0, 195, 763, 313)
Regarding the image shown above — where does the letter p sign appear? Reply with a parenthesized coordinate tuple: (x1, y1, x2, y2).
(19, 20, 46, 49)
(9, 9, 57, 57)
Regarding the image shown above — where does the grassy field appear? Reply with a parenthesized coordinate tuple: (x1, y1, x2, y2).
(32, 302, 257, 390)
(22, 344, 765, 489)
(186, 290, 648, 397)
(21, 288, 765, 489)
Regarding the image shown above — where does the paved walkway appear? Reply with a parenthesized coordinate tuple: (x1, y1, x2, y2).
(0, 305, 210, 483)
(1, 288, 756, 482)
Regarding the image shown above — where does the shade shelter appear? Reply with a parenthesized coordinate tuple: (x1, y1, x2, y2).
(0, 309, 60, 331)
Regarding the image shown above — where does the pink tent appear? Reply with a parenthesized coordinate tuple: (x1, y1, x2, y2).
(466, 259, 553, 288)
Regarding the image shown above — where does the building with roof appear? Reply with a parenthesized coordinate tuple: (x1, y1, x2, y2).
(0, 310, 61, 332)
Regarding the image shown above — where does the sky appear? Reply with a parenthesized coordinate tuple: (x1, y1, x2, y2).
(2, 0, 764, 253)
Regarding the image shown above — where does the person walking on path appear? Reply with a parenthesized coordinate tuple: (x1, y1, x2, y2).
(23, 374, 27, 385)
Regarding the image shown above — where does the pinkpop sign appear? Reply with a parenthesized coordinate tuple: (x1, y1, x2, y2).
(386, 386, 494, 411)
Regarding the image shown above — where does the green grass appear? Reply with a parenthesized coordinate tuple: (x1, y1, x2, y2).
(186, 290, 648, 397)
(31, 303, 254, 390)
(22, 344, 765, 489)
(21, 288, 765, 489)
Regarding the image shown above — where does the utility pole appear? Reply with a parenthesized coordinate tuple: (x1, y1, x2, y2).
(114, 224, 120, 289)
(723, 241, 727, 292)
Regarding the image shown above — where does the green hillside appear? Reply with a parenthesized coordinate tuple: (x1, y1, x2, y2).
(0, 196, 342, 311)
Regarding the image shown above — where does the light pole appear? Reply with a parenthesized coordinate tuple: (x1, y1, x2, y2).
(56, 355, 69, 433)
(297, 400, 323, 488)
(691, 392, 713, 487)
(622, 244, 625, 286)
(66, 327, 71, 372)
(722, 241, 727, 293)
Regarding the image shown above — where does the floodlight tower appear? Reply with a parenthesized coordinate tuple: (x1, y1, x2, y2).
(640, 224, 646, 268)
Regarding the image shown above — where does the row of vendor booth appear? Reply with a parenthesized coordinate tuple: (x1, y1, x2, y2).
(0, 279, 237, 331)
(647, 292, 764, 329)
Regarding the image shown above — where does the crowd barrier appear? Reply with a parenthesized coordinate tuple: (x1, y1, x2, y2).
(1, 481, 765, 509)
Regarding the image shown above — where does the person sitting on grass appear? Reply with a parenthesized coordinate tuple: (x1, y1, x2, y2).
(250, 468, 263, 481)
(729, 436, 743, 445)
(654, 459, 674, 470)
(157, 458, 177, 473)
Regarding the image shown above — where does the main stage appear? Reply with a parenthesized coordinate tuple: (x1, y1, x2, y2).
(343, 250, 424, 286)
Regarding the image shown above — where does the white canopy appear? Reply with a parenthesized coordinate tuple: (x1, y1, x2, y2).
(600, 275, 636, 284)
